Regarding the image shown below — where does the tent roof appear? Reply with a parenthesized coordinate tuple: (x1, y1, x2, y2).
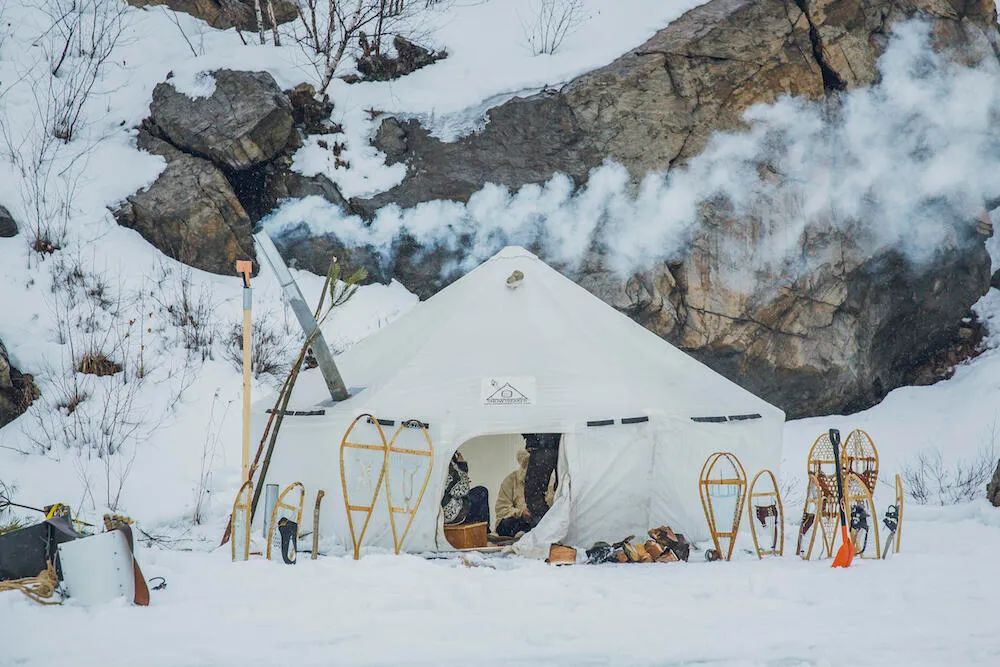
(282, 246, 783, 424)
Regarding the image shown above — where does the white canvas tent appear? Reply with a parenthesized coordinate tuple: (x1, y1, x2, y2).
(254, 246, 784, 556)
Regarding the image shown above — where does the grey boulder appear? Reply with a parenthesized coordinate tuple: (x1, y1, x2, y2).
(149, 70, 294, 171)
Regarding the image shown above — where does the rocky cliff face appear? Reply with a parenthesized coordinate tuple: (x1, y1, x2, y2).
(114, 0, 999, 418)
(280, 0, 998, 418)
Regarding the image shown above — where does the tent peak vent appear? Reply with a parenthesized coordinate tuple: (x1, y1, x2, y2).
(506, 270, 525, 289)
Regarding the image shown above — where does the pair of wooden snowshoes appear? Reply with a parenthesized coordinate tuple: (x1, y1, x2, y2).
(699, 452, 786, 560)
(796, 429, 903, 560)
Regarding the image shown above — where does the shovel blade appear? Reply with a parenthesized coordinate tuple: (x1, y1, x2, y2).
(832, 526, 855, 568)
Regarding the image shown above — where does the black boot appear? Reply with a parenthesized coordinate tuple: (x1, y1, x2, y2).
(278, 518, 298, 565)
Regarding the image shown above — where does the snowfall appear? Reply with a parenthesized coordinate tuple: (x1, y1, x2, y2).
(3, 1, 1000, 665)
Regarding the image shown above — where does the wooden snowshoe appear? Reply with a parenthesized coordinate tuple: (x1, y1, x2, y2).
(796, 473, 823, 560)
(843, 429, 879, 493)
(266, 482, 304, 561)
(845, 471, 880, 558)
(339, 414, 389, 559)
(806, 432, 841, 558)
(747, 469, 784, 558)
(698, 452, 747, 561)
(384, 420, 433, 554)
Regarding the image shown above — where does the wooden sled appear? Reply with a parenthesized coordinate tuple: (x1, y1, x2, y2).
(266, 482, 305, 560)
(806, 432, 841, 558)
(230, 480, 252, 562)
(698, 452, 747, 561)
(843, 429, 879, 493)
(747, 469, 784, 558)
(845, 471, 880, 559)
(340, 414, 389, 560)
(384, 420, 433, 555)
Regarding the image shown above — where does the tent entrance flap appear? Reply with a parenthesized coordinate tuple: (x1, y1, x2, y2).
(440, 433, 566, 548)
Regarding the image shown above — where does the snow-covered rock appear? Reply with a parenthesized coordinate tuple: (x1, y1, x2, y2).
(0, 205, 16, 238)
(149, 69, 294, 171)
(126, 0, 298, 31)
(0, 338, 39, 429)
(115, 133, 255, 274)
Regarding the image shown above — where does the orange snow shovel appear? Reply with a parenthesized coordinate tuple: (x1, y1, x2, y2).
(829, 429, 855, 568)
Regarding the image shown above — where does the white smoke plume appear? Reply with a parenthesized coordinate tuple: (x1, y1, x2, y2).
(264, 21, 1000, 280)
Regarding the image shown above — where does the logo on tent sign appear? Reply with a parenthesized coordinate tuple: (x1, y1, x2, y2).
(482, 377, 536, 406)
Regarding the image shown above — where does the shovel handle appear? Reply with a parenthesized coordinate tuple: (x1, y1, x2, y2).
(829, 429, 848, 528)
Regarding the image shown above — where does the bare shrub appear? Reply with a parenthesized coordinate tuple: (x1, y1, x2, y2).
(76, 351, 121, 377)
(522, 0, 585, 56)
(224, 315, 297, 380)
(192, 392, 232, 525)
(25, 261, 162, 510)
(38, 0, 128, 143)
(151, 265, 217, 361)
(902, 443, 998, 505)
(289, 0, 445, 90)
(778, 475, 804, 514)
(0, 109, 78, 254)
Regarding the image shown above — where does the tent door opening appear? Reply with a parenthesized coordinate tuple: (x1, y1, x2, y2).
(441, 433, 563, 549)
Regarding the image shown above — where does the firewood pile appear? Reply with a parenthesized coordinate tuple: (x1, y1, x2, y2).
(584, 525, 691, 564)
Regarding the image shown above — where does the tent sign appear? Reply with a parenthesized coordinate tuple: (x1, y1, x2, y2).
(481, 377, 536, 406)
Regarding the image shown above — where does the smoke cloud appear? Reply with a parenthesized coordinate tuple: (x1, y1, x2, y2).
(264, 21, 1000, 281)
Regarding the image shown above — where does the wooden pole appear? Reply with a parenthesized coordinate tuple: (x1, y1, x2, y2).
(236, 260, 254, 483)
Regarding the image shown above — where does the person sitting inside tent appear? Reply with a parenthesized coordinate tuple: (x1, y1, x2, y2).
(495, 449, 555, 537)
(441, 452, 490, 528)
(523, 433, 561, 527)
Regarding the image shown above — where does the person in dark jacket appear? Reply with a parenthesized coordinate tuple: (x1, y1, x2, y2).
(441, 453, 490, 528)
(522, 433, 561, 527)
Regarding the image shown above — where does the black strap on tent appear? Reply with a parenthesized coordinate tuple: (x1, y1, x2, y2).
(620, 416, 649, 425)
(691, 413, 762, 423)
(586, 416, 650, 427)
(265, 409, 326, 417)
(363, 417, 396, 427)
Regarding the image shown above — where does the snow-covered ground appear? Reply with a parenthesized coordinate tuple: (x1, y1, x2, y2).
(4, 503, 1000, 666)
(2, 0, 1000, 664)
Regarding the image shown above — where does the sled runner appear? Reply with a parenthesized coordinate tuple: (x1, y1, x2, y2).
(311, 489, 325, 560)
(230, 480, 252, 562)
(698, 452, 747, 561)
(845, 471, 880, 558)
(747, 469, 784, 558)
(384, 420, 434, 555)
(340, 414, 389, 559)
(843, 429, 879, 493)
(266, 482, 304, 561)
